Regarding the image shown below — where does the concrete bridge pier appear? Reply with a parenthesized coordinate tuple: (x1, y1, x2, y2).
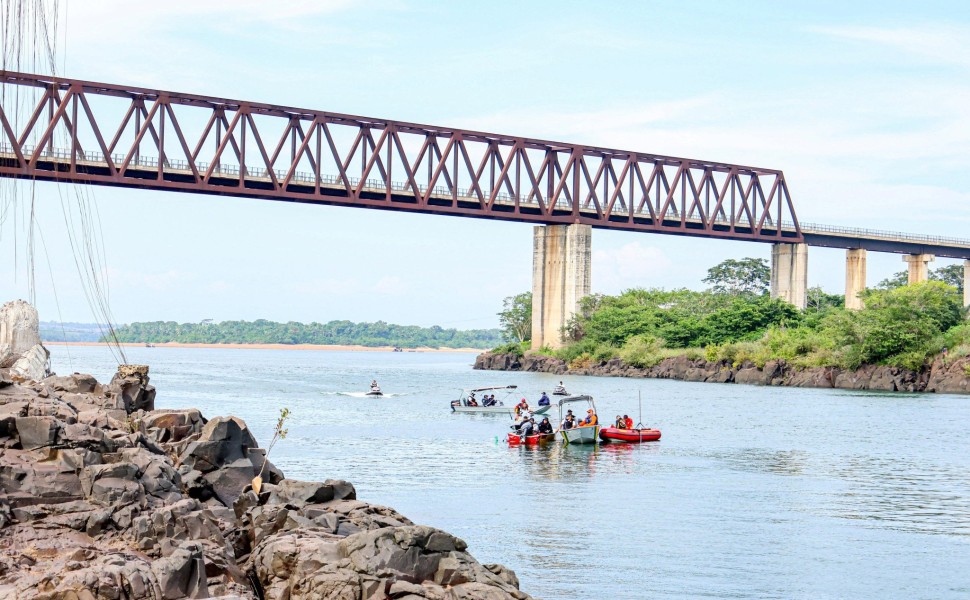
(845, 249, 867, 310)
(965, 260, 970, 308)
(770, 243, 808, 309)
(531, 224, 591, 350)
(904, 254, 935, 284)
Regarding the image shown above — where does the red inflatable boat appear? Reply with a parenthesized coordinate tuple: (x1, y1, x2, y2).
(599, 427, 661, 443)
(507, 432, 556, 446)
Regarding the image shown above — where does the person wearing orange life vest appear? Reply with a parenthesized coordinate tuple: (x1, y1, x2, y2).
(514, 398, 530, 416)
(578, 408, 598, 427)
(624, 414, 634, 429)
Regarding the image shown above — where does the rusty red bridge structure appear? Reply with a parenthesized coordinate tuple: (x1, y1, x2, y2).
(1, 71, 968, 348)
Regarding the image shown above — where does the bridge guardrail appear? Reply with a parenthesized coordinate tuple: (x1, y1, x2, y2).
(3, 141, 969, 248)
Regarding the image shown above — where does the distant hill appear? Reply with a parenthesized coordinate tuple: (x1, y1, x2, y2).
(40, 321, 116, 343)
(108, 319, 503, 349)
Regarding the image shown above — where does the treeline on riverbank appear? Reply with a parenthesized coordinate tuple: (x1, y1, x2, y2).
(109, 319, 503, 349)
(494, 259, 970, 376)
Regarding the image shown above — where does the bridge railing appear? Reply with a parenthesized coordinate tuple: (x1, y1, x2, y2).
(5, 140, 970, 249)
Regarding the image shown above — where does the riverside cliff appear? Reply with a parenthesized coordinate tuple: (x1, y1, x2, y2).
(475, 351, 970, 394)
(0, 301, 532, 599)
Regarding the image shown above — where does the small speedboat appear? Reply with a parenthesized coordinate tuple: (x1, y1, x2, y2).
(599, 427, 661, 443)
(366, 387, 383, 397)
(507, 432, 556, 446)
(552, 385, 568, 396)
(450, 385, 553, 415)
(557, 395, 600, 445)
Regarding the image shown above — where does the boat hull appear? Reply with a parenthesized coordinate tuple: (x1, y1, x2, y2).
(506, 432, 556, 446)
(451, 404, 553, 415)
(599, 427, 661, 443)
(559, 425, 600, 445)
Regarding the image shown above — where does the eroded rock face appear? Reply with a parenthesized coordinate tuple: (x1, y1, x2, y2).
(0, 300, 49, 382)
(0, 366, 533, 600)
(477, 350, 970, 395)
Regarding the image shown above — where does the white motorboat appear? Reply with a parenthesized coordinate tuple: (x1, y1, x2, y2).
(557, 395, 600, 445)
(366, 381, 383, 397)
(552, 383, 569, 396)
(450, 385, 553, 415)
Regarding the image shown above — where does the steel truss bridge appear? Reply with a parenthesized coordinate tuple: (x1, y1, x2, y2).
(1, 71, 969, 258)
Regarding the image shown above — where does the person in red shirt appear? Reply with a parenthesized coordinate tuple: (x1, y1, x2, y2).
(624, 414, 633, 429)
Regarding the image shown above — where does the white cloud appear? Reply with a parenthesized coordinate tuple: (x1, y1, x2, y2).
(810, 24, 970, 67)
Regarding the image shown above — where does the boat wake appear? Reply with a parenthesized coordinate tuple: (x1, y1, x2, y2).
(330, 391, 403, 398)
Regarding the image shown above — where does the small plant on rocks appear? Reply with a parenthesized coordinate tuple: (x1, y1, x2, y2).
(253, 407, 290, 494)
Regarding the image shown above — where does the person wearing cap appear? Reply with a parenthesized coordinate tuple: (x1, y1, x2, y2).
(578, 408, 598, 427)
(514, 398, 530, 416)
(561, 412, 575, 430)
(538, 391, 550, 406)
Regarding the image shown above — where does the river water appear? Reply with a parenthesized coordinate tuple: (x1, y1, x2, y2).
(48, 345, 970, 599)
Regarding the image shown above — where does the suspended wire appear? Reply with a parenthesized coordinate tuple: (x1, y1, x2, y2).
(1, 0, 128, 365)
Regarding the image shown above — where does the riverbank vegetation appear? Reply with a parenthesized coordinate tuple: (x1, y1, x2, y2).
(109, 319, 503, 349)
(495, 259, 967, 372)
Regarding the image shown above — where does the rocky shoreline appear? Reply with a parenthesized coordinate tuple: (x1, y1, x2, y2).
(475, 351, 970, 394)
(0, 301, 532, 599)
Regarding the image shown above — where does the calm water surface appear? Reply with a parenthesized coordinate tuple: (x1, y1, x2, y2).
(49, 346, 970, 599)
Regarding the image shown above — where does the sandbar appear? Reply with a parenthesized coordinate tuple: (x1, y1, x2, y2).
(45, 341, 482, 352)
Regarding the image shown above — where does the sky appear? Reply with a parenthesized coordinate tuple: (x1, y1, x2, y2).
(2, 0, 969, 328)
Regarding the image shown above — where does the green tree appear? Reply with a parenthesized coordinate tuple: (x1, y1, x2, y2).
(806, 286, 844, 312)
(930, 264, 964, 293)
(876, 270, 908, 290)
(703, 258, 770, 296)
(498, 292, 533, 343)
(853, 281, 963, 363)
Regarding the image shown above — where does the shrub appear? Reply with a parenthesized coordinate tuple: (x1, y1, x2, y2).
(887, 350, 929, 372)
(492, 341, 526, 357)
(593, 343, 619, 362)
(683, 347, 705, 361)
(704, 344, 720, 363)
(619, 335, 666, 368)
(569, 353, 595, 370)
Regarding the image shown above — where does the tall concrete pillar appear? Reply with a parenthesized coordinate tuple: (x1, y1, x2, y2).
(770, 243, 808, 309)
(903, 254, 934, 284)
(844, 249, 867, 310)
(964, 260, 970, 309)
(531, 224, 591, 350)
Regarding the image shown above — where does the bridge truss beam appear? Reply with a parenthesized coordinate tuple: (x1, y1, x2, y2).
(0, 71, 802, 243)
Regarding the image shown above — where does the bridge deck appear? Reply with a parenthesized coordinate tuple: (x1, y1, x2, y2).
(4, 145, 968, 259)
